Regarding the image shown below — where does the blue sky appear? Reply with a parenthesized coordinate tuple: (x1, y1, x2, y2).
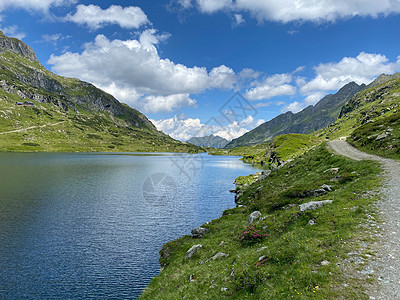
(1, 1, 400, 141)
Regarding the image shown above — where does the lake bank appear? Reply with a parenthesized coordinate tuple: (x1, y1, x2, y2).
(140, 144, 383, 299)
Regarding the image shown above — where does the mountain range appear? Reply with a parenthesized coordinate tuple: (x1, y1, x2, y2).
(187, 135, 229, 148)
(0, 31, 202, 153)
(224, 81, 366, 148)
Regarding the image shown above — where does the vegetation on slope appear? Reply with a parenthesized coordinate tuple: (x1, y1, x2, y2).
(210, 134, 321, 166)
(317, 76, 400, 142)
(140, 145, 381, 299)
(0, 33, 203, 153)
(0, 93, 202, 152)
(349, 110, 400, 159)
(224, 82, 364, 149)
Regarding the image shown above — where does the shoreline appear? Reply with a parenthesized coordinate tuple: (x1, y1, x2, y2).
(139, 144, 383, 299)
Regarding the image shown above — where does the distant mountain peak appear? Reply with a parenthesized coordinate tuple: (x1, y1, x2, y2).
(224, 81, 365, 149)
(187, 134, 229, 148)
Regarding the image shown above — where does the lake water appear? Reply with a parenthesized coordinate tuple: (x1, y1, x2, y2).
(0, 152, 259, 299)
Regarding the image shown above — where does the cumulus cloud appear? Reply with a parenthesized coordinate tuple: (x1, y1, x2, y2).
(48, 30, 237, 113)
(233, 13, 245, 26)
(196, 0, 232, 13)
(143, 94, 197, 113)
(152, 114, 264, 141)
(64, 4, 149, 30)
(301, 52, 400, 93)
(283, 52, 400, 113)
(0, 0, 75, 13)
(177, 0, 400, 23)
(245, 73, 297, 100)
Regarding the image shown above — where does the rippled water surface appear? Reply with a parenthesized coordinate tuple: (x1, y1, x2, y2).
(0, 152, 259, 299)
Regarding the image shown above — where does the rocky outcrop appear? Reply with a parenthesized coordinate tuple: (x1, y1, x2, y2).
(0, 30, 37, 61)
(248, 211, 262, 224)
(185, 244, 203, 259)
(299, 200, 333, 212)
(191, 227, 209, 238)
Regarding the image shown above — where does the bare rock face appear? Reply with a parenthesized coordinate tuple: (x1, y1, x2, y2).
(299, 200, 333, 212)
(191, 227, 209, 238)
(185, 244, 203, 259)
(0, 31, 37, 61)
(248, 211, 262, 224)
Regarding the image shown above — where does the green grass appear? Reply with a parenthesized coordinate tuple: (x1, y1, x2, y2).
(140, 144, 382, 299)
(209, 134, 321, 167)
(316, 77, 400, 141)
(348, 110, 400, 159)
(0, 94, 203, 153)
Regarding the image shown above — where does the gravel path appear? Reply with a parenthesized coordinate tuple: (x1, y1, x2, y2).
(0, 121, 65, 135)
(328, 140, 400, 300)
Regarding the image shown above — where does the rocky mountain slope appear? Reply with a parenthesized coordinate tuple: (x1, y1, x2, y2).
(320, 74, 400, 158)
(0, 31, 202, 152)
(187, 135, 229, 148)
(224, 82, 365, 148)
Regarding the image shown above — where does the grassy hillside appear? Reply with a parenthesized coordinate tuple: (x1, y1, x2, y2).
(0, 32, 203, 153)
(210, 134, 321, 166)
(225, 82, 364, 149)
(317, 76, 400, 142)
(0, 93, 201, 152)
(140, 144, 382, 299)
(348, 110, 400, 159)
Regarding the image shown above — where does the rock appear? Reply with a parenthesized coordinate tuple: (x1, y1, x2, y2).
(309, 188, 327, 197)
(321, 260, 331, 266)
(299, 200, 333, 212)
(331, 168, 339, 174)
(330, 176, 340, 182)
(185, 244, 203, 259)
(321, 184, 332, 191)
(255, 255, 270, 267)
(248, 211, 262, 224)
(325, 168, 339, 174)
(376, 132, 391, 141)
(191, 227, 209, 238)
(210, 252, 229, 260)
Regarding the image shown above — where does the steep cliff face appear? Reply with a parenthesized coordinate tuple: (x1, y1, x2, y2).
(0, 30, 37, 61)
(225, 82, 365, 148)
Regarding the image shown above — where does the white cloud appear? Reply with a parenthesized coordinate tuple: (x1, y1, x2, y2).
(245, 73, 297, 100)
(301, 52, 400, 93)
(282, 52, 400, 113)
(42, 33, 61, 43)
(143, 94, 197, 113)
(283, 101, 304, 113)
(177, 0, 193, 9)
(197, 0, 232, 13)
(48, 31, 237, 113)
(254, 100, 286, 108)
(0, 25, 25, 39)
(234, 14, 245, 26)
(64, 4, 149, 30)
(152, 114, 265, 141)
(179, 0, 400, 23)
(0, 0, 75, 13)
